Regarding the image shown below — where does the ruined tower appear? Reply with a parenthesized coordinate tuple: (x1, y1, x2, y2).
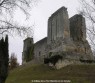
(22, 37, 34, 64)
(46, 7, 93, 60)
(69, 15, 93, 60)
(47, 7, 70, 44)
(70, 14, 86, 42)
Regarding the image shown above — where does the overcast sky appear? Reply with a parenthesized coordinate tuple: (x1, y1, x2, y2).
(9, 0, 80, 64)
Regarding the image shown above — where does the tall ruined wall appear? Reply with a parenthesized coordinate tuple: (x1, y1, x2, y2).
(70, 14, 86, 41)
(69, 15, 93, 60)
(47, 7, 70, 44)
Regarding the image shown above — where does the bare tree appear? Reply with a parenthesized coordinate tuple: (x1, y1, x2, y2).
(0, 0, 37, 37)
(0, 1, 38, 83)
(9, 53, 19, 70)
(79, 0, 95, 50)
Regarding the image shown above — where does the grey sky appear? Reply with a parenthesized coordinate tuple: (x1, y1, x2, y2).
(9, 0, 80, 64)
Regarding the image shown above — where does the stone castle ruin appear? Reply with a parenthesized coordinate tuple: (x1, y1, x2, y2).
(22, 7, 94, 65)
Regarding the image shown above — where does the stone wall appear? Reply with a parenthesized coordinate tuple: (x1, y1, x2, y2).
(69, 14, 93, 60)
(23, 37, 34, 52)
(47, 7, 70, 44)
(70, 14, 86, 41)
(34, 37, 47, 62)
(55, 59, 74, 69)
(22, 37, 34, 64)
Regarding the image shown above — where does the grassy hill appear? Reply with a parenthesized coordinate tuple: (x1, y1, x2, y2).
(6, 64, 95, 83)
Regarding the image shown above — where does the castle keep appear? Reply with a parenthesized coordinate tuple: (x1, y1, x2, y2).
(22, 7, 93, 64)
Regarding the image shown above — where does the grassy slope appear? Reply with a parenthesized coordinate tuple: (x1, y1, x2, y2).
(6, 64, 95, 83)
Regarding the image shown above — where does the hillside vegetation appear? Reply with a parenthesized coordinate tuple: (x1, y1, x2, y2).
(6, 64, 95, 83)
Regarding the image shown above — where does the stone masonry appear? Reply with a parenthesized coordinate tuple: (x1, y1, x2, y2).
(47, 7, 70, 44)
(22, 37, 34, 64)
(22, 6, 94, 64)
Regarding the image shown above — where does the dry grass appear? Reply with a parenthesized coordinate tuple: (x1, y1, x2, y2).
(6, 64, 95, 83)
